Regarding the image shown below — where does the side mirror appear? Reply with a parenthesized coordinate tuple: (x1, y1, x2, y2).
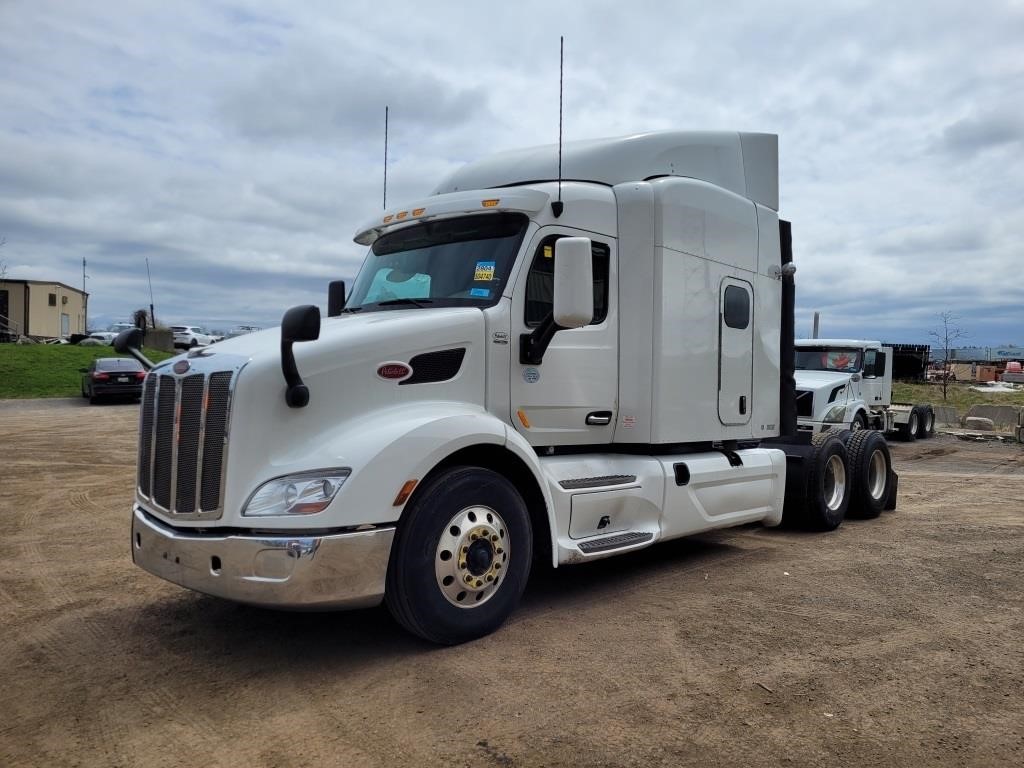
(327, 280, 347, 317)
(519, 237, 594, 365)
(280, 305, 321, 408)
(552, 237, 593, 329)
(851, 373, 862, 383)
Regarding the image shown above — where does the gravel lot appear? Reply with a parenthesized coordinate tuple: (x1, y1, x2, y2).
(1, 400, 1022, 767)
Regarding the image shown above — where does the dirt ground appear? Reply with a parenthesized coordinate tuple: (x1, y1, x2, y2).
(1, 399, 1022, 768)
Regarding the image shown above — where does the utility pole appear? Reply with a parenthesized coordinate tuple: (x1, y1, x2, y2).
(145, 257, 156, 328)
(812, 311, 820, 339)
(82, 257, 89, 333)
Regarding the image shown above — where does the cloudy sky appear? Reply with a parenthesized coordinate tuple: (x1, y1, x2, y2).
(1, 0, 1021, 343)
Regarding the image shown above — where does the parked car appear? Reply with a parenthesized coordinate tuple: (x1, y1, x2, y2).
(80, 358, 146, 403)
(170, 325, 215, 349)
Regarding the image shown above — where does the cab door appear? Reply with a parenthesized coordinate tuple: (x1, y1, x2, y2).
(718, 277, 753, 425)
(509, 230, 618, 446)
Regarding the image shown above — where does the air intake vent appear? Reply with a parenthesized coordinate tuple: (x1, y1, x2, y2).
(795, 390, 813, 418)
(400, 348, 466, 385)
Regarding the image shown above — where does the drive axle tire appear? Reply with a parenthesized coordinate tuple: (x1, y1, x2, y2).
(801, 431, 851, 531)
(898, 409, 919, 442)
(385, 466, 532, 645)
(845, 430, 892, 519)
(916, 406, 935, 439)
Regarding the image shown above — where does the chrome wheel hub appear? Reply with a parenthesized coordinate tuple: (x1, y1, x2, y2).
(824, 454, 847, 512)
(435, 505, 509, 608)
(868, 449, 887, 500)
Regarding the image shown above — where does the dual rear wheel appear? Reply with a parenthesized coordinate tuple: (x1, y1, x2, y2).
(795, 428, 894, 530)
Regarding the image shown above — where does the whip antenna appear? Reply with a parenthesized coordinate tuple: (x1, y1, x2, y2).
(383, 105, 389, 210)
(552, 36, 564, 218)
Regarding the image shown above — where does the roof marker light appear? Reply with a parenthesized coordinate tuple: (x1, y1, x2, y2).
(412, 207, 426, 216)
(383, 215, 394, 223)
(481, 199, 500, 208)
(396, 211, 408, 220)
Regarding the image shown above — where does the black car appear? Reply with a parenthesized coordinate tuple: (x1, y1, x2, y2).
(80, 357, 146, 403)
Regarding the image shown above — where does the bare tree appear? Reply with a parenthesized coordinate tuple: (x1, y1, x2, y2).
(928, 311, 968, 401)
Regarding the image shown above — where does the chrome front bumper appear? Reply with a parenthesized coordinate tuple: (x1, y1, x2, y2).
(132, 506, 395, 609)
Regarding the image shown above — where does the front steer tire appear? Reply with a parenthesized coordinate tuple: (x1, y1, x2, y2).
(385, 466, 532, 645)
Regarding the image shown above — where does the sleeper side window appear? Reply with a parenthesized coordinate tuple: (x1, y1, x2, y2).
(524, 235, 609, 327)
(723, 285, 750, 329)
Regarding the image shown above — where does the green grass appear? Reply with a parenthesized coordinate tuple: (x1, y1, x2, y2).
(893, 381, 1024, 412)
(0, 344, 176, 399)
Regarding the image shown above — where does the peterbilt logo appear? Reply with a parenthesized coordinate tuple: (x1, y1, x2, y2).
(173, 360, 190, 375)
(376, 362, 412, 381)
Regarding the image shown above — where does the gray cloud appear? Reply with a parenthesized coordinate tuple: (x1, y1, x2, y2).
(1, 0, 1022, 344)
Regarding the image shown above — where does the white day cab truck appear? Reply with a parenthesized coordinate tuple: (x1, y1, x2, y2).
(794, 339, 935, 441)
(117, 131, 900, 644)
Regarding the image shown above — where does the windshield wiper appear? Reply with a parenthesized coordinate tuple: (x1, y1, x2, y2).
(338, 306, 363, 313)
(375, 298, 434, 308)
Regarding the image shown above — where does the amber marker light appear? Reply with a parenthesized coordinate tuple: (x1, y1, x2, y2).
(517, 409, 531, 428)
(393, 479, 418, 506)
(412, 207, 426, 216)
(481, 199, 500, 207)
(396, 211, 408, 219)
(383, 215, 394, 223)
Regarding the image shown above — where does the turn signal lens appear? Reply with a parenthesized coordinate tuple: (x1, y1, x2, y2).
(393, 479, 418, 507)
(481, 199, 500, 208)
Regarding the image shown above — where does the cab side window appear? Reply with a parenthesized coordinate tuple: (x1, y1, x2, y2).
(863, 349, 877, 377)
(525, 236, 609, 327)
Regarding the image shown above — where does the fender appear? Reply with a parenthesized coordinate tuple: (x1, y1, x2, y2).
(312, 403, 512, 528)
(502, 425, 559, 567)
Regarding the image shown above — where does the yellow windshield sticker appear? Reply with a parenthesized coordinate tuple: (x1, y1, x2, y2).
(474, 261, 496, 281)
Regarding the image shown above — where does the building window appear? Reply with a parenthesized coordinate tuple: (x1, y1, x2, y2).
(48, 293, 57, 307)
(525, 235, 610, 327)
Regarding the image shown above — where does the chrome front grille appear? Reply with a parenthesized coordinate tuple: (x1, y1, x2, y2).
(137, 359, 243, 519)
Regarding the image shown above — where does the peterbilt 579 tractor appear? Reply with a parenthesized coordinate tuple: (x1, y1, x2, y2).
(117, 131, 898, 644)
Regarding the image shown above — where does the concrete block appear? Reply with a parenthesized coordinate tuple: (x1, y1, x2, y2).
(965, 404, 1022, 430)
(933, 405, 958, 426)
(964, 416, 995, 431)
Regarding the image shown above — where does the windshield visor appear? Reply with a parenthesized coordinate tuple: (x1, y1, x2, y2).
(795, 348, 863, 372)
(347, 213, 528, 311)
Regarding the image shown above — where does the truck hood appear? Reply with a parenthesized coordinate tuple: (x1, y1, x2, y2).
(794, 370, 852, 392)
(169, 307, 489, 519)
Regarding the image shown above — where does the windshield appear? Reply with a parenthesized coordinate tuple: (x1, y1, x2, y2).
(346, 213, 528, 312)
(795, 348, 863, 372)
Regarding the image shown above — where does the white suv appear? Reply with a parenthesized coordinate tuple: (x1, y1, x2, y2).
(171, 325, 215, 349)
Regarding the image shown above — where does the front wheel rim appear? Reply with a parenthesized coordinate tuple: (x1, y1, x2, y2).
(824, 454, 847, 512)
(435, 505, 509, 608)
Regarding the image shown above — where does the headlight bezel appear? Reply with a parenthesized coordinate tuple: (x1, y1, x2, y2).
(242, 468, 351, 517)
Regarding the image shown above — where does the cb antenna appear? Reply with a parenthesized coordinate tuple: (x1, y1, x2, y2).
(383, 105, 389, 210)
(552, 36, 564, 218)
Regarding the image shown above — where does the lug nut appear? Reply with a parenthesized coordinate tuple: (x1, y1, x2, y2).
(486, 575, 494, 582)
(464, 574, 473, 584)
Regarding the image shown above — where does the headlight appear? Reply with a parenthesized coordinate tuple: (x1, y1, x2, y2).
(243, 469, 350, 517)
(823, 404, 848, 423)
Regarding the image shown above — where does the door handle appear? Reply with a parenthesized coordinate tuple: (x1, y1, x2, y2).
(739, 396, 747, 415)
(586, 411, 612, 426)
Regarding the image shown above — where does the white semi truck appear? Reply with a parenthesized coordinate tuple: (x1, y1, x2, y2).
(794, 339, 935, 440)
(117, 131, 899, 644)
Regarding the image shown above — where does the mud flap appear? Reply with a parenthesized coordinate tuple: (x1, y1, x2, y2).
(884, 470, 899, 511)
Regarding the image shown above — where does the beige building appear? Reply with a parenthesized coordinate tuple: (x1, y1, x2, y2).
(0, 279, 89, 339)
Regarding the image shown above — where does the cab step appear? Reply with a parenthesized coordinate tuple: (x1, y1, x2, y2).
(578, 531, 654, 554)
